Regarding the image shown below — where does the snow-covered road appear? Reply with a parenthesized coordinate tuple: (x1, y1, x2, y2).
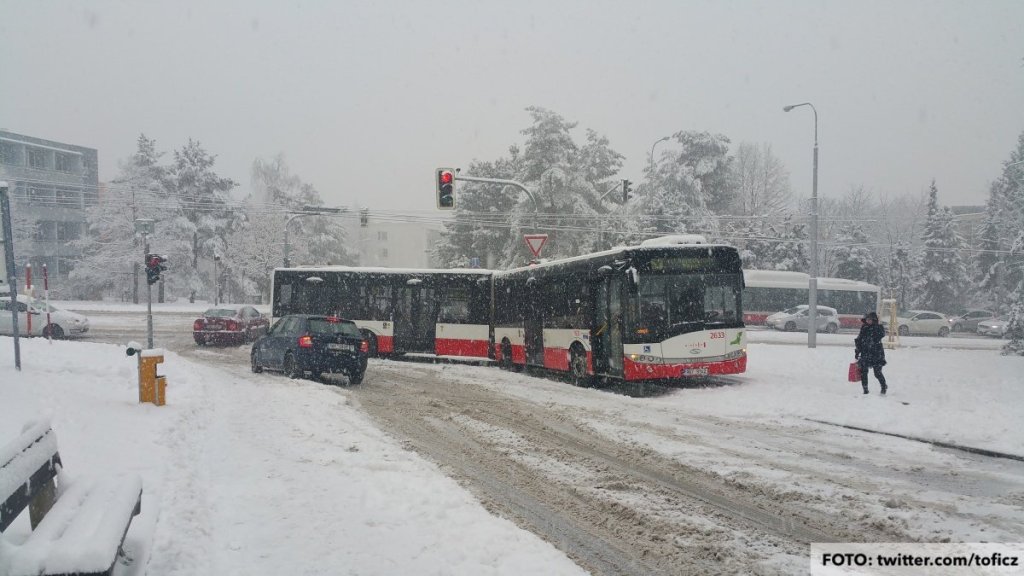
(3, 320, 1022, 575)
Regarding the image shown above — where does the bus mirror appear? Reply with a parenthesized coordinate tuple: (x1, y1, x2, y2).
(597, 265, 613, 277)
(627, 266, 640, 292)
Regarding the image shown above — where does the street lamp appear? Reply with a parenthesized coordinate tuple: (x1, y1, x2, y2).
(283, 205, 345, 268)
(783, 102, 820, 349)
(649, 136, 671, 172)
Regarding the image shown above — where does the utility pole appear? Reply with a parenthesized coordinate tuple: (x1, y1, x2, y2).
(131, 188, 139, 304)
(1, 181, 21, 370)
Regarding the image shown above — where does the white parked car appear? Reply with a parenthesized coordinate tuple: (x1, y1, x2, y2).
(977, 316, 1009, 338)
(765, 305, 840, 333)
(0, 296, 90, 339)
(883, 310, 952, 337)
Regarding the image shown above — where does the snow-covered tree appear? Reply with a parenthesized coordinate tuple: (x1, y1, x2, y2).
(634, 130, 732, 239)
(437, 107, 624, 268)
(832, 224, 879, 284)
(886, 245, 915, 311)
(914, 181, 969, 313)
(729, 142, 792, 217)
(70, 134, 167, 300)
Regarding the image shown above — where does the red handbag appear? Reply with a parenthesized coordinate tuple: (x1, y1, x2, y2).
(848, 362, 862, 382)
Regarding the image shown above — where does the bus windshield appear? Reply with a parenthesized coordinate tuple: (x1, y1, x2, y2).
(631, 273, 742, 335)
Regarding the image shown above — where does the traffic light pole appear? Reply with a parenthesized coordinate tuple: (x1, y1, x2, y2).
(144, 233, 153, 349)
(452, 174, 541, 231)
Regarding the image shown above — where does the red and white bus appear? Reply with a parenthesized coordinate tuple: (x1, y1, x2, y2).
(272, 267, 492, 359)
(493, 237, 747, 384)
(742, 270, 880, 329)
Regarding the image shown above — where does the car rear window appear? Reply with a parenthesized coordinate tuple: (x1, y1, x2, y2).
(308, 319, 361, 337)
(205, 308, 238, 317)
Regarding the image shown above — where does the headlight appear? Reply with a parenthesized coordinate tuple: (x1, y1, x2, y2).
(723, 349, 746, 360)
(629, 354, 661, 363)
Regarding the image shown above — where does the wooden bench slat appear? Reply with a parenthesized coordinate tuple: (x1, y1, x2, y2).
(5, 476, 143, 576)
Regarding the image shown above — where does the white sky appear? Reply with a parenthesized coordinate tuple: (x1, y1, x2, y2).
(1, 0, 1022, 211)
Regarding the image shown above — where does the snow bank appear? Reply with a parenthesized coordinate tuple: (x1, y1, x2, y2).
(0, 337, 586, 576)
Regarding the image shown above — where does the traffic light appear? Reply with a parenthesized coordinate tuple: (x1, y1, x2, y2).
(436, 168, 455, 210)
(622, 179, 633, 202)
(145, 254, 168, 285)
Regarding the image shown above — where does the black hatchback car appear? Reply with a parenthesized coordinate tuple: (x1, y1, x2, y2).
(251, 315, 369, 384)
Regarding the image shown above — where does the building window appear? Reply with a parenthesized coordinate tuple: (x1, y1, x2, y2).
(0, 141, 17, 165)
(33, 221, 57, 242)
(379, 248, 389, 259)
(29, 187, 55, 205)
(55, 153, 76, 173)
(377, 231, 388, 241)
(57, 221, 81, 241)
(28, 147, 48, 169)
(56, 188, 82, 208)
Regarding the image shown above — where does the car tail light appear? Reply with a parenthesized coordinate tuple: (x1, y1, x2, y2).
(298, 334, 314, 348)
(193, 320, 204, 330)
(360, 340, 369, 353)
(226, 320, 239, 331)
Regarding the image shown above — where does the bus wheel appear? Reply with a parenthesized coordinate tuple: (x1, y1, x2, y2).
(362, 331, 378, 357)
(500, 339, 513, 370)
(569, 345, 590, 387)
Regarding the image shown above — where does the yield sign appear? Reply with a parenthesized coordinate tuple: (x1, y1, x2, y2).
(523, 234, 548, 257)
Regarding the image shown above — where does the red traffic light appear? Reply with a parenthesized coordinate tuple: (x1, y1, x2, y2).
(439, 171, 453, 185)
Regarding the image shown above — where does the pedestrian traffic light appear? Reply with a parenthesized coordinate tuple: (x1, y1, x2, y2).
(436, 168, 455, 210)
(145, 254, 168, 285)
(622, 179, 633, 202)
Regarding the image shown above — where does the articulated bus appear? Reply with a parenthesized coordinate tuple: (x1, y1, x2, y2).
(272, 267, 492, 358)
(493, 237, 747, 383)
(742, 270, 880, 329)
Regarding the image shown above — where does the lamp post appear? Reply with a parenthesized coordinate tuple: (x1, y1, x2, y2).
(649, 136, 671, 172)
(283, 205, 345, 268)
(783, 102, 819, 349)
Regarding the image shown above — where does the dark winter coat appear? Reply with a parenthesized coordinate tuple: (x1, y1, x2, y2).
(855, 322, 887, 368)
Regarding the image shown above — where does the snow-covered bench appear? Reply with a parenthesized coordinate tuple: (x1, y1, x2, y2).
(0, 420, 143, 576)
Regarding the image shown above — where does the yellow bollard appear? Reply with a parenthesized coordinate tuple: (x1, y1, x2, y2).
(137, 350, 166, 406)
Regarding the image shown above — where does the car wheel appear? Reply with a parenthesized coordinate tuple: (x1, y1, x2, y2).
(500, 339, 513, 370)
(569, 345, 590, 387)
(953, 323, 963, 332)
(898, 325, 909, 336)
(43, 324, 64, 339)
(195, 336, 206, 346)
(784, 321, 796, 332)
(347, 369, 364, 385)
(825, 323, 838, 334)
(938, 326, 950, 337)
(283, 353, 301, 379)
(251, 349, 263, 373)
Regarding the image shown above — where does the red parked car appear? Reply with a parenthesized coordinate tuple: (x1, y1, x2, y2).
(194, 306, 270, 345)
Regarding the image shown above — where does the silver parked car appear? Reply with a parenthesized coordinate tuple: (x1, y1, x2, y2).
(977, 316, 1009, 338)
(765, 305, 840, 333)
(0, 296, 90, 338)
(950, 310, 995, 332)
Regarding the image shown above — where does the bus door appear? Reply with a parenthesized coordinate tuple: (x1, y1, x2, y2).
(394, 282, 438, 353)
(593, 277, 623, 377)
(525, 281, 544, 366)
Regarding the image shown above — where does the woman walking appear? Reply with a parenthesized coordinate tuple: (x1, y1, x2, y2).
(854, 312, 888, 395)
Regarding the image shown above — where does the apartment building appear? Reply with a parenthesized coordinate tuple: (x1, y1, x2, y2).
(0, 130, 99, 294)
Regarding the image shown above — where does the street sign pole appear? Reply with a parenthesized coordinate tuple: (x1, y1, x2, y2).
(0, 181, 21, 370)
(145, 234, 153, 349)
